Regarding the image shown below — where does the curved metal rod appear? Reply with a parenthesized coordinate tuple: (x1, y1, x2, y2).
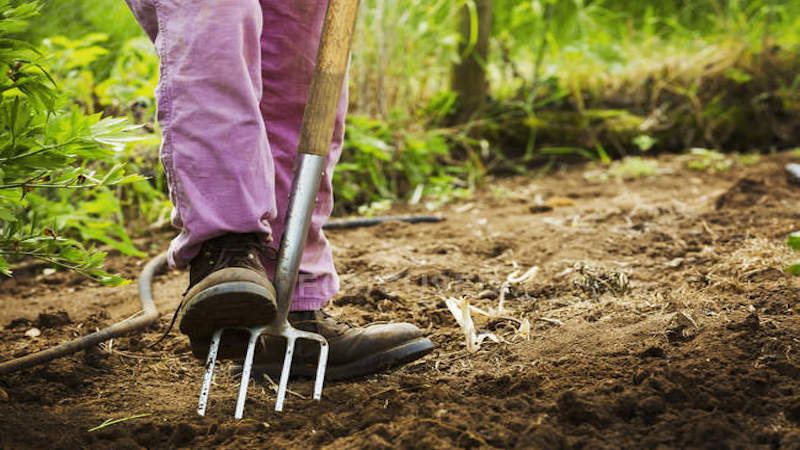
(0, 210, 442, 375)
(0, 252, 167, 375)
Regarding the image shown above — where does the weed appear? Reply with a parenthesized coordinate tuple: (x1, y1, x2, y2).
(584, 156, 659, 181)
(737, 153, 761, 167)
(609, 157, 660, 179)
(88, 414, 151, 432)
(685, 148, 734, 172)
(633, 135, 657, 152)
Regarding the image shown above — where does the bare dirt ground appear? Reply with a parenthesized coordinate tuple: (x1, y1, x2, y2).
(2, 152, 800, 449)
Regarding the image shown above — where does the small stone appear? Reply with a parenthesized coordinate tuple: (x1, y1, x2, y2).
(786, 163, 800, 185)
(24, 328, 41, 338)
(42, 268, 56, 276)
(529, 204, 554, 214)
(673, 311, 697, 328)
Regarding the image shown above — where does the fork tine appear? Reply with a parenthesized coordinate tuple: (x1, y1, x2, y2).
(275, 336, 296, 412)
(234, 330, 261, 419)
(198, 328, 223, 416)
(313, 341, 328, 400)
(197, 326, 328, 417)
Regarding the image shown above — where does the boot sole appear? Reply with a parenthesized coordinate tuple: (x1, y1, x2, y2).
(233, 336, 435, 381)
(179, 281, 277, 360)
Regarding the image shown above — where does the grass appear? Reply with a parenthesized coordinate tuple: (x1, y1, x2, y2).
(87, 414, 151, 432)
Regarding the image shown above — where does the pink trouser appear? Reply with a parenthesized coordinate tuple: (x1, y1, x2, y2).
(124, 0, 345, 311)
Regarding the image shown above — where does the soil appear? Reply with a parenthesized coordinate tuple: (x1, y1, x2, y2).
(2, 152, 800, 449)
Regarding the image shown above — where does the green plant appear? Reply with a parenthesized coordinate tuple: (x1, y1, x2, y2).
(15, 0, 800, 225)
(88, 414, 151, 432)
(633, 134, 657, 152)
(583, 156, 659, 181)
(334, 115, 476, 213)
(1, 1, 143, 284)
(43, 32, 159, 120)
(41, 33, 109, 111)
(737, 153, 761, 166)
(22, 0, 143, 78)
(609, 156, 659, 179)
(685, 148, 734, 172)
(787, 232, 800, 275)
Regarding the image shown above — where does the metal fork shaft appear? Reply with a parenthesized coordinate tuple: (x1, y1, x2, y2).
(274, 0, 361, 322)
(273, 153, 327, 324)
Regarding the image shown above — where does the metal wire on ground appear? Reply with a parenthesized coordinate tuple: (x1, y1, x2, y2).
(0, 252, 167, 375)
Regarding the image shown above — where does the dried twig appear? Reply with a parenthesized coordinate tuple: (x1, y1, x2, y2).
(537, 317, 564, 326)
(261, 373, 306, 400)
(497, 266, 539, 315)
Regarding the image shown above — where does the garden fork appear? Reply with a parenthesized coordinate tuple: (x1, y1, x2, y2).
(196, 0, 360, 419)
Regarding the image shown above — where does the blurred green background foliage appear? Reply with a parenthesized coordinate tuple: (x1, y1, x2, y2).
(2, 0, 799, 280)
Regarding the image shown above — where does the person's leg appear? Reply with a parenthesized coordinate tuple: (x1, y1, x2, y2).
(127, 0, 277, 269)
(125, 0, 278, 359)
(248, 1, 434, 380)
(259, 0, 345, 311)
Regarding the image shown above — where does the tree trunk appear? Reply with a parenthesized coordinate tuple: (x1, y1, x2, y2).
(451, 0, 492, 124)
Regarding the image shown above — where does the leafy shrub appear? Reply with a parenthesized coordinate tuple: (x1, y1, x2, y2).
(43, 33, 158, 120)
(1, 1, 143, 284)
(334, 115, 476, 212)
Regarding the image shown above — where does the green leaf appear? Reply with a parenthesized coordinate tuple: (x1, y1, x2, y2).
(97, 274, 131, 287)
(0, 204, 17, 222)
(633, 134, 657, 152)
(786, 262, 800, 276)
(788, 232, 800, 251)
(0, 253, 11, 277)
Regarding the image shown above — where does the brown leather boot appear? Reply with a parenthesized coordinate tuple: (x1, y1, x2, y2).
(241, 310, 434, 380)
(178, 233, 277, 360)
